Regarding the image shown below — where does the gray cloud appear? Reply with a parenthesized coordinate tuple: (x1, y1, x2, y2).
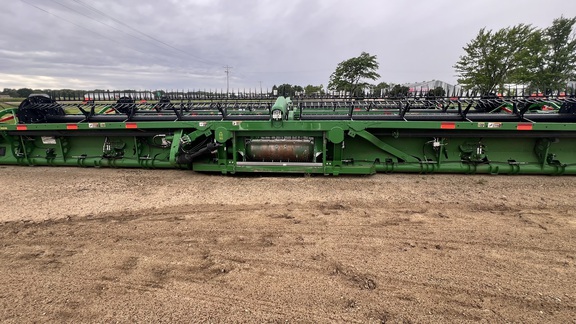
(1, 0, 575, 91)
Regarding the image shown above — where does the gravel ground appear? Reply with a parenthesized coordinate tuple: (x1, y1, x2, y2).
(1, 166, 575, 323)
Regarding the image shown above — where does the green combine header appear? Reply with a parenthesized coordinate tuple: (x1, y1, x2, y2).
(1, 91, 576, 175)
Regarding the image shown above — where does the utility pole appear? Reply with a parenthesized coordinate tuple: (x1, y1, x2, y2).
(224, 65, 232, 97)
(259, 81, 262, 94)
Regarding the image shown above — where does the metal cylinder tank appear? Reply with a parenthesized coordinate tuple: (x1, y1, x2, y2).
(246, 137, 314, 162)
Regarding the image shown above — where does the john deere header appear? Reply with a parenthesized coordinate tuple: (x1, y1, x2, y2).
(1, 91, 576, 175)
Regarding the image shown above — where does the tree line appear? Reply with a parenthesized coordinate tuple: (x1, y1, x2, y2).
(326, 16, 575, 97)
(454, 16, 576, 95)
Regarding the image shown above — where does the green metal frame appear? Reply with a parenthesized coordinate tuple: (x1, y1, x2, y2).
(3, 97, 576, 175)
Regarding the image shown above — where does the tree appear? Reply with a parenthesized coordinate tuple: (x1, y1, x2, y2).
(371, 82, 390, 97)
(16, 88, 34, 98)
(515, 16, 576, 94)
(428, 86, 446, 97)
(304, 84, 325, 96)
(275, 84, 303, 97)
(2, 88, 18, 97)
(155, 90, 166, 99)
(328, 52, 380, 97)
(293, 85, 304, 95)
(388, 84, 410, 98)
(454, 24, 535, 95)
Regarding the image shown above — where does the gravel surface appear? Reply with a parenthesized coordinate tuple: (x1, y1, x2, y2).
(1, 166, 575, 323)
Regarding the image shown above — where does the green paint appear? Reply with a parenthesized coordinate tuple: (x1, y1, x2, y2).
(3, 97, 576, 175)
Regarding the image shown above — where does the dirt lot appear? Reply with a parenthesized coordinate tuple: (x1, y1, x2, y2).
(0, 166, 575, 323)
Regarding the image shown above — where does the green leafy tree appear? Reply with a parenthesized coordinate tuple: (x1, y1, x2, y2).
(155, 90, 166, 99)
(16, 88, 34, 98)
(275, 84, 303, 97)
(293, 85, 304, 95)
(454, 24, 535, 95)
(388, 84, 410, 98)
(277, 84, 291, 96)
(304, 84, 325, 96)
(328, 52, 380, 96)
(2, 88, 18, 97)
(371, 82, 390, 97)
(515, 16, 576, 94)
(428, 86, 446, 97)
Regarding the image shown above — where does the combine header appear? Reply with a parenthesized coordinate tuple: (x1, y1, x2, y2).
(1, 91, 576, 175)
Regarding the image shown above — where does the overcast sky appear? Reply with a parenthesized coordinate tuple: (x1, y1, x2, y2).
(1, 0, 575, 91)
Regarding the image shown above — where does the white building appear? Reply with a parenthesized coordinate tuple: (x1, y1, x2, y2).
(402, 80, 462, 96)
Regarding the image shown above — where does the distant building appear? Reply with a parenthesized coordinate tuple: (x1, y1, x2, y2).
(402, 80, 461, 96)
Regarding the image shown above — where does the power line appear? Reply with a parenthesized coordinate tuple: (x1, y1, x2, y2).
(50, 0, 216, 67)
(20, 0, 150, 56)
(224, 65, 232, 96)
(48, 0, 159, 48)
(69, 0, 220, 66)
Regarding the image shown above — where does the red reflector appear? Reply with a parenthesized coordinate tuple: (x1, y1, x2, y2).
(441, 122, 456, 129)
(66, 124, 78, 130)
(517, 123, 533, 130)
(16, 125, 27, 130)
(125, 123, 138, 129)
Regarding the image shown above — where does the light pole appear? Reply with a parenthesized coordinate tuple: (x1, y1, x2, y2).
(224, 65, 232, 97)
